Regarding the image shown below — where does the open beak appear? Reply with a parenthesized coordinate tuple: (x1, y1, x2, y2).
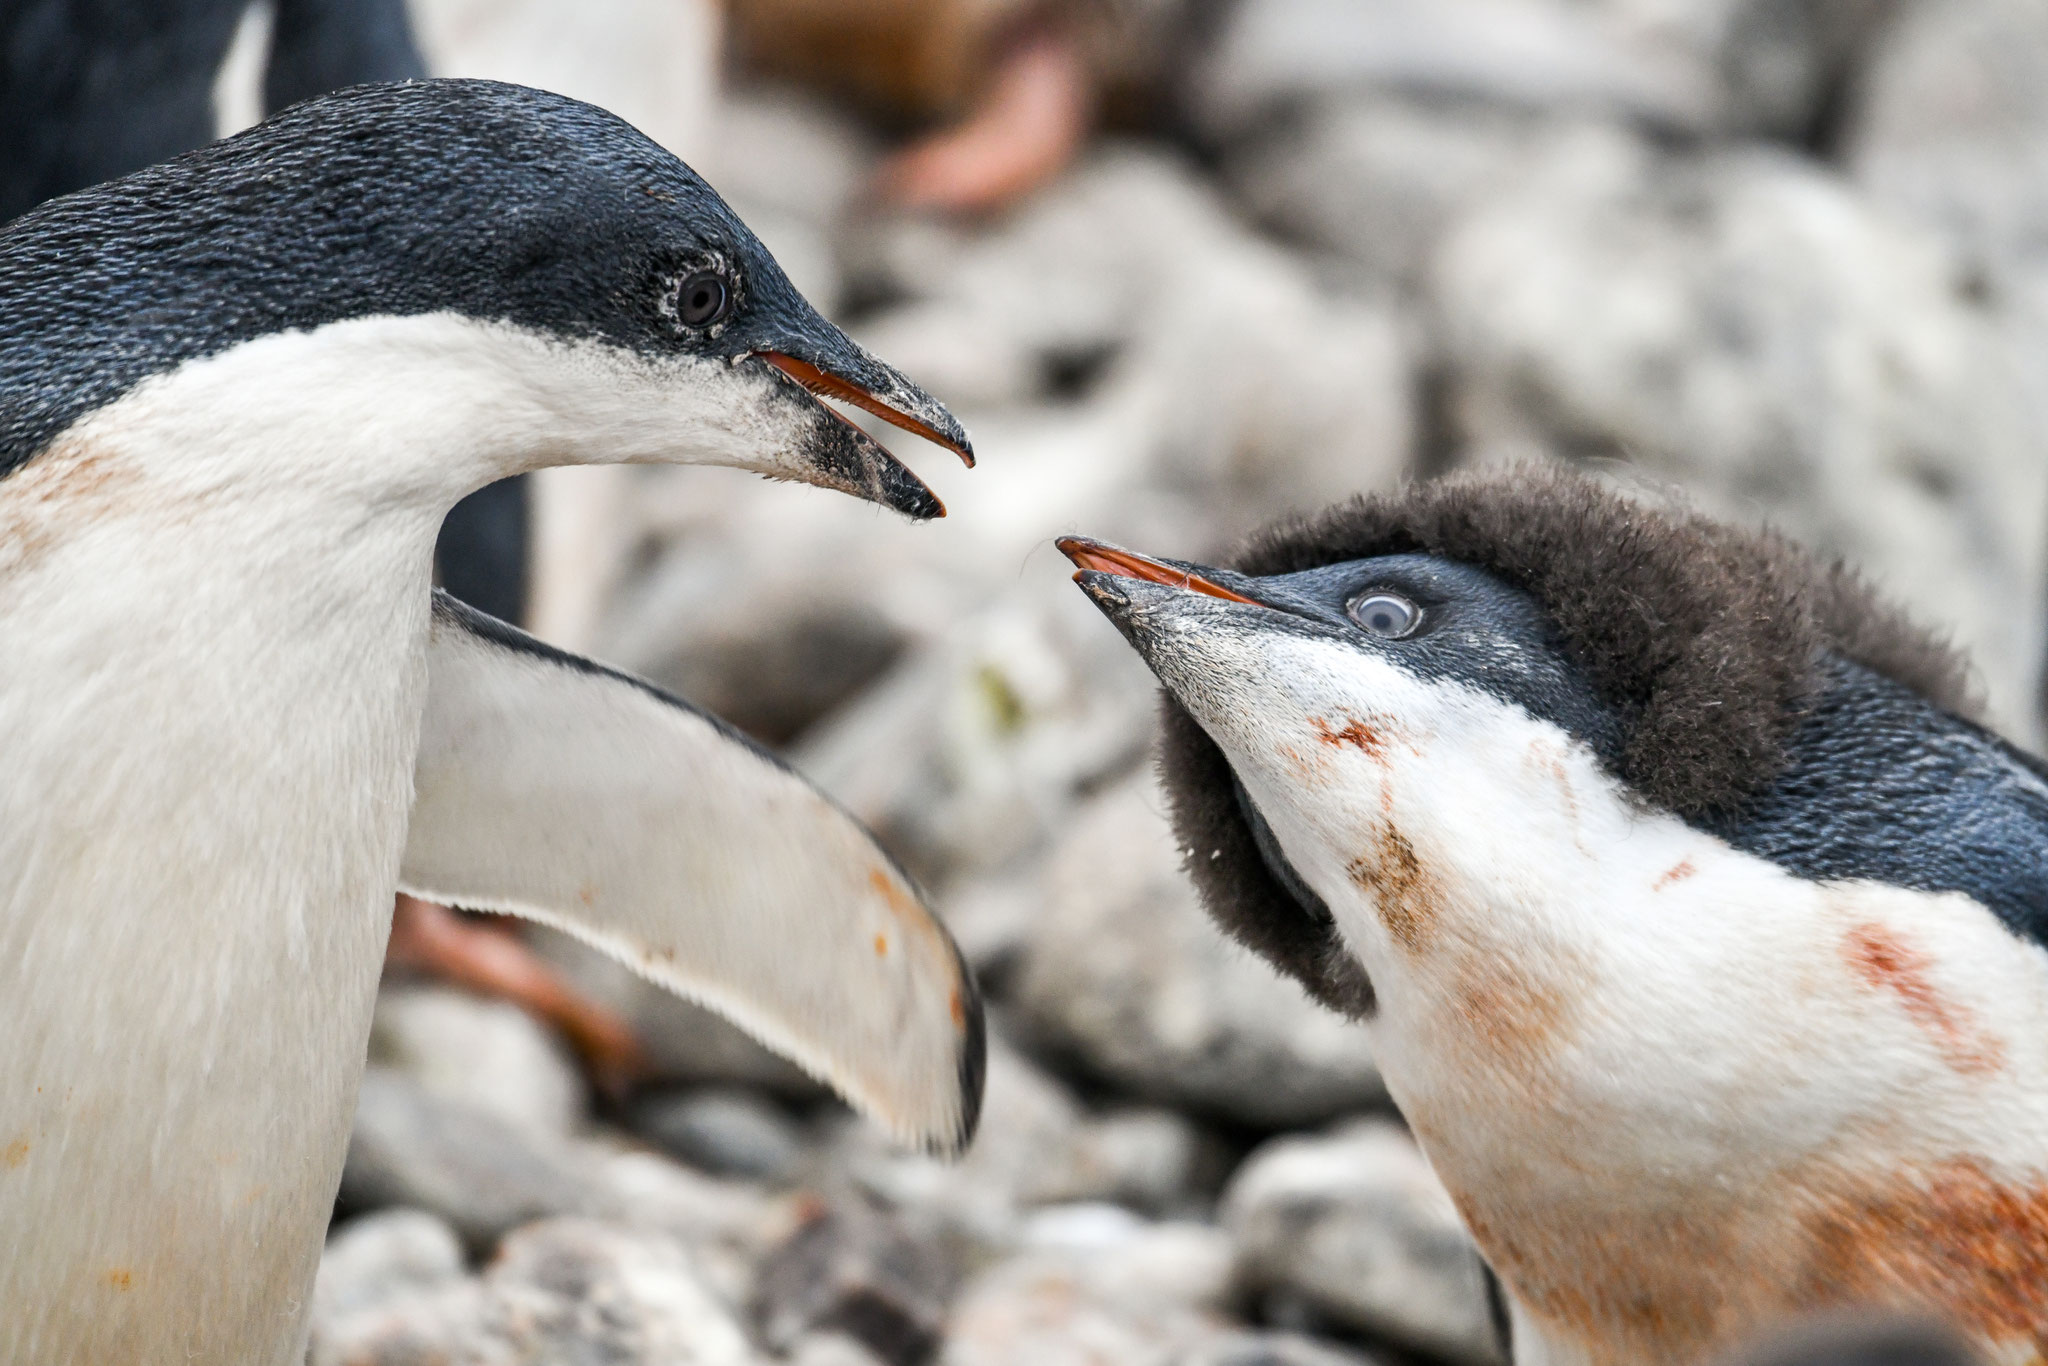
(758, 353, 976, 469)
(1055, 536, 1260, 604)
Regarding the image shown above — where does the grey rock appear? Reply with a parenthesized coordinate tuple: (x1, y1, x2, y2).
(786, 1333, 895, 1366)
(1191, 0, 1889, 142)
(939, 1222, 1235, 1366)
(1008, 776, 1387, 1127)
(836, 1033, 1217, 1243)
(479, 1218, 761, 1365)
(574, 1142, 794, 1308)
(310, 1214, 770, 1365)
(307, 1208, 479, 1366)
(1176, 1333, 1384, 1366)
(342, 1066, 788, 1298)
(1432, 136, 2048, 739)
(634, 1087, 809, 1183)
(1057, 1106, 1224, 1217)
(313, 1209, 468, 1325)
(370, 985, 585, 1138)
(1223, 1121, 1501, 1365)
(792, 584, 1164, 885)
(1225, 96, 1622, 291)
(1190, 0, 1713, 139)
(754, 1199, 954, 1366)
(1685, 0, 1895, 141)
(1847, 0, 2048, 285)
(308, 1278, 495, 1366)
(848, 149, 1413, 525)
(342, 1067, 589, 1253)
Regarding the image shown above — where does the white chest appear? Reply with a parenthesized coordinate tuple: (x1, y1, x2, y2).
(0, 417, 441, 1365)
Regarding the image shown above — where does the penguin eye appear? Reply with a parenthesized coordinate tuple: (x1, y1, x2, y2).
(673, 270, 731, 328)
(1348, 591, 1421, 639)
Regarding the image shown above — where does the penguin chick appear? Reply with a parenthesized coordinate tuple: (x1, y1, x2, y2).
(1060, 466, 2048, 1366)
(0, 79, 979, 1366)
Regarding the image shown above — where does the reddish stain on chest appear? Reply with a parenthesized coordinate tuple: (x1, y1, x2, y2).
(1313, 715, 1389, 760)
(1841, 922, 2005, 1075)
(1800, 1157, 2048, 1352)
(1460, 1155, 2048, 1366)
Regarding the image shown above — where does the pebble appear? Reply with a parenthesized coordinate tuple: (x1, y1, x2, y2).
(633, 1087, 810, 1183)
(1222, 1121, 1502, 1365)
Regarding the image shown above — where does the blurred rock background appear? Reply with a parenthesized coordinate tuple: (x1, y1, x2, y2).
(310, 0, 2048, 1361)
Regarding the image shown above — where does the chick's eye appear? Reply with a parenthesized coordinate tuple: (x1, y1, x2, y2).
(1348, 591, 1421, 639)
(674, 270, 730, 327)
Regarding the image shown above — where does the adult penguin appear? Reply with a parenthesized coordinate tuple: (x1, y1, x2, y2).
(0, 0, 642, 1059)
(0, 79, 982, 1365)
(1062, 466, 2048, 1364)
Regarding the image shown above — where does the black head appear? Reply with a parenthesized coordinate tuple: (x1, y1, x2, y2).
(1058, 465, 1980, 1013)
(0, 79, 970, 508)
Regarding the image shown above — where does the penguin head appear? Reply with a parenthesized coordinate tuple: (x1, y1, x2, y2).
(0, 79, 969, 516)
(1059, 465, 1972, 1017)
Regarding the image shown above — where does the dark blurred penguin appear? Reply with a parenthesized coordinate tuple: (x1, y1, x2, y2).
(0, 79, 980, 1365)
(1060, 465, 2048, 1365)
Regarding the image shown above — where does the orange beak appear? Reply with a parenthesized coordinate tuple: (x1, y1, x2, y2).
(759, 352, 976, 468)
(1054, 536, 1260, 604)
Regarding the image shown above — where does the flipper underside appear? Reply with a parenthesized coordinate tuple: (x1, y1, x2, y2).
(402, 591, 984, 1153)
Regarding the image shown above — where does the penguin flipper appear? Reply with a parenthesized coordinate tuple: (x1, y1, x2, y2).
(400, 591, 985, 1154)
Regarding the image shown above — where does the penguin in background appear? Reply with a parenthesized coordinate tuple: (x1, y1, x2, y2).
(0, 78, 981, 1365)
(1060, 466, 2048, 1364)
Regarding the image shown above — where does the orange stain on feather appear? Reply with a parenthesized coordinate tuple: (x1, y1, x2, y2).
(1451, 1150, 2048, 1366)
(1347, 825, 1436, 952)
(1, 1139, 27, 1169)
(1653, 859, 1696, 891)
(0, 434, 148, 577)
(1798, 1157, 2048, 1348)
(104, 1269, 131, 1292)
(1842, 922, 2005, 1075)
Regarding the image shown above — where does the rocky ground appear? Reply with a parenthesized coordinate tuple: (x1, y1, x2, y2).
(311, 2, 2048, 1361)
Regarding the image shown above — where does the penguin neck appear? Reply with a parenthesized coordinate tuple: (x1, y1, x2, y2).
(19, 313, 667, 507)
